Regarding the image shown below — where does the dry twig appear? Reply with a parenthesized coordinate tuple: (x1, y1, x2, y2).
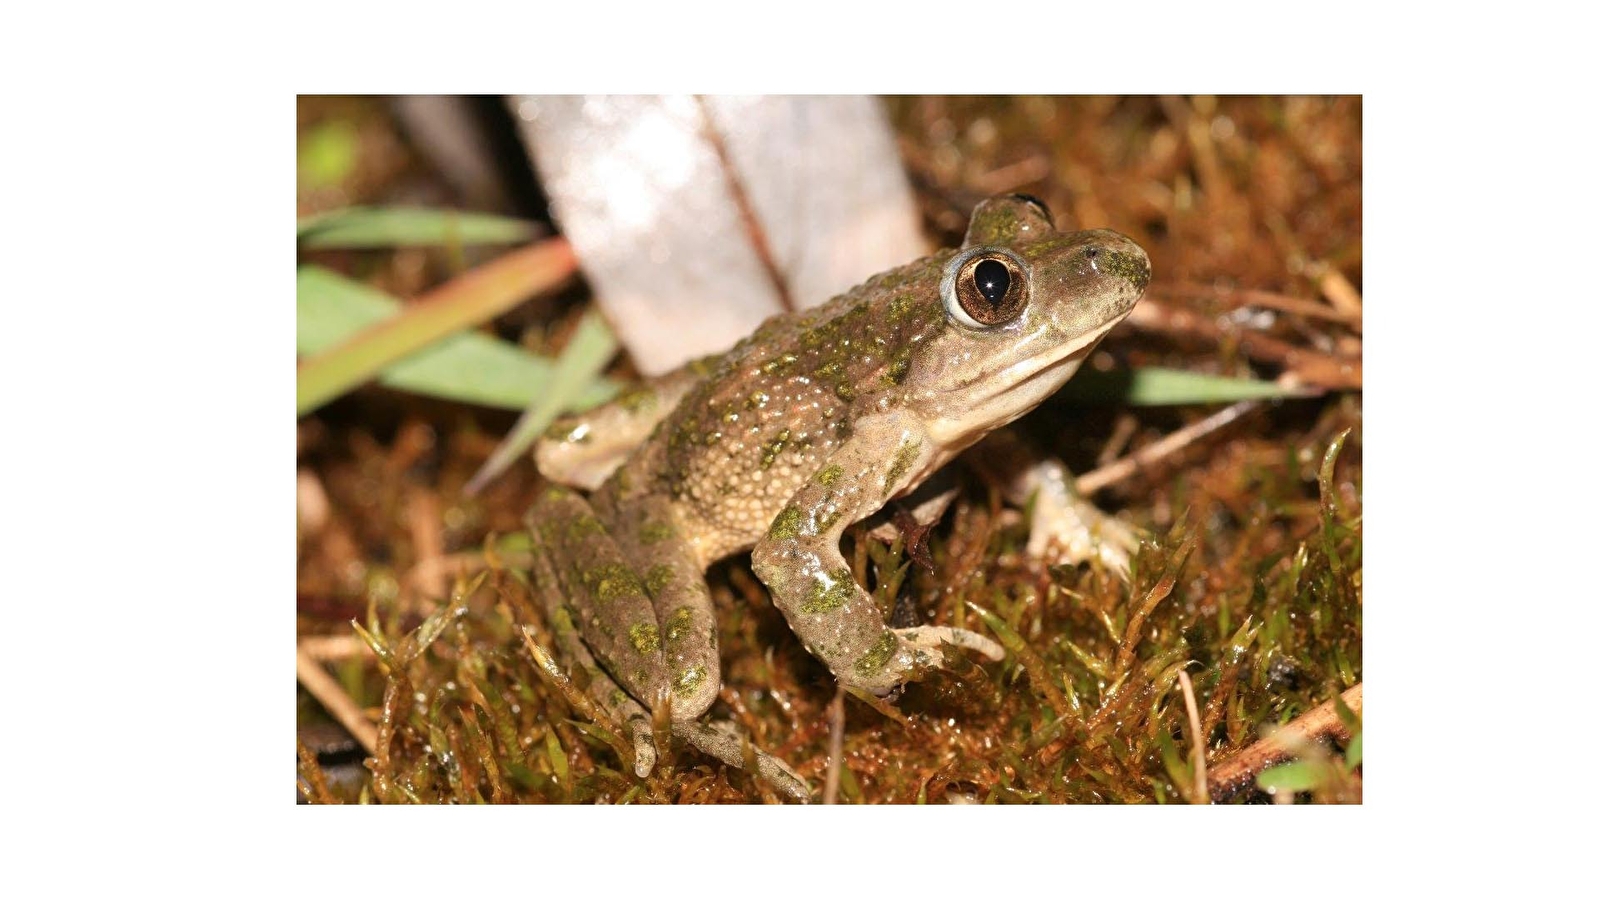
(1207, 682, 1362, 802)
(1177, 669, 1210, 804)
(1078, 400, 1262, 495)
(295, 644, 378, 754)
(822, 685, 847, 805)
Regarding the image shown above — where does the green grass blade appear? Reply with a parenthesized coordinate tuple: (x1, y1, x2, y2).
(297, 206, 537, 248)
(464, 309, 619, 494)
(1059, 367, 1313, 406)
(296, 265, 617, 412)
(297, 240, 582, 415)
(1255, 760, 1325, 793)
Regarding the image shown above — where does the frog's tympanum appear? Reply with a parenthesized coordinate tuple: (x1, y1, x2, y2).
(527, 195, 1150, 800)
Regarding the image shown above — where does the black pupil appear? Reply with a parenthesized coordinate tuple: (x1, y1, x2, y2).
(974, 259, 1010, 305)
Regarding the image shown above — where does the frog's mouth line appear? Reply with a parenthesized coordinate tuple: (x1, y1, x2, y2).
(925, 312, 1130, 449)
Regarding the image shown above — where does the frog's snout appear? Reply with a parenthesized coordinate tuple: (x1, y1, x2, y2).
(1083, 230, 1151, 318)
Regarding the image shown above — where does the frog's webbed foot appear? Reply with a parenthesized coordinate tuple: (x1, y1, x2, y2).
(673, 720, 813, 803)
(1025, 484, 1143, 577)
(967, 428, 1142, 577)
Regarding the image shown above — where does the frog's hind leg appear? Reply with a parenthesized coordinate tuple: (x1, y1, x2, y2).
(594, 491, 723, 721)
(535, 360, 711, 490)
(525, 487, 670, 776)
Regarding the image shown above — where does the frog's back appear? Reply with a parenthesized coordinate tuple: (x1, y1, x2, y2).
(622, 251, 954, 564)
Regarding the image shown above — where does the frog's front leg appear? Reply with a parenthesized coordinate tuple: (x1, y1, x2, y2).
(750, 414, 1004, 697)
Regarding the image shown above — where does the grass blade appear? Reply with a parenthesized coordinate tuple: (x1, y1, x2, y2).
(465, 308, 619, 494)
(296, 239, 581, 415)
(296, 266, 617, 412)
(297, 206, 537, 248)
(1059, 367, 1312, 406)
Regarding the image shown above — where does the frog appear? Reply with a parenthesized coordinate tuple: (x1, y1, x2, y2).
(524, 194, 1151, 801)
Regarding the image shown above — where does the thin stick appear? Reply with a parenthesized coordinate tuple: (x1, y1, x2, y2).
(1154, 283, 1361, 328)
(822, 685, 847, 805)
(1207, 683, 1362, 802)
(295, 644, 378, 754)
(1126, 299, 1361, 390)
(299, 633, 367, 662)
(1177, 669, 1210, 804)
(406, 486, 446, 601)
(1077, 400, 1261, 496)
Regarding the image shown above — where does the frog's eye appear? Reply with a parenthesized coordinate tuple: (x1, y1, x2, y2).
(942, 249, 1028, 328)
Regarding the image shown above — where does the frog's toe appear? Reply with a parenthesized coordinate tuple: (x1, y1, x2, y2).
(673, 720, 813, 803)
(1027, 493, 1143, 578)
(626, 719, 657, 778)
(893, 625, 1006, 664)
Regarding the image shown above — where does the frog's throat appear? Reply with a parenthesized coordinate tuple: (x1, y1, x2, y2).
(923, 312, 1128, 450)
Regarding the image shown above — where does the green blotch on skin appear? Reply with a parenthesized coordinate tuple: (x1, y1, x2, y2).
(816, 464, 844, 486)
(687, 354, 722, 377)
(815, 503, 845, 534)
(674, 665, 707, 697)
(768, 504, 807, 541)
(887, 293, 918, 325)
(801, 568, 854, 614)
(745, 390, 770, 410)
(546, 420, 590, 444)
(833, 381, 857, 402)
(761, 353, 798, 376)
(583, 564, 644, 603)
(567, 514, 605, 540)
(881, 348, 912, 386)
(618, 386, 657, 413)
(853, 632, 899, 678)
(664, 607, 695, 644)
(552, 605, 578, 635)
(639, 521, 674, 545)
(609, 688, 629, 709)
(536, 519, 562, 543)
(760, 428, 792, 470)
(628, 622, 661, 655)
(1100, 249, 1151, 291)
(645, 563, 675, 595)
(972, 206, 1022, 245)
(883, 438, 922, 497)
